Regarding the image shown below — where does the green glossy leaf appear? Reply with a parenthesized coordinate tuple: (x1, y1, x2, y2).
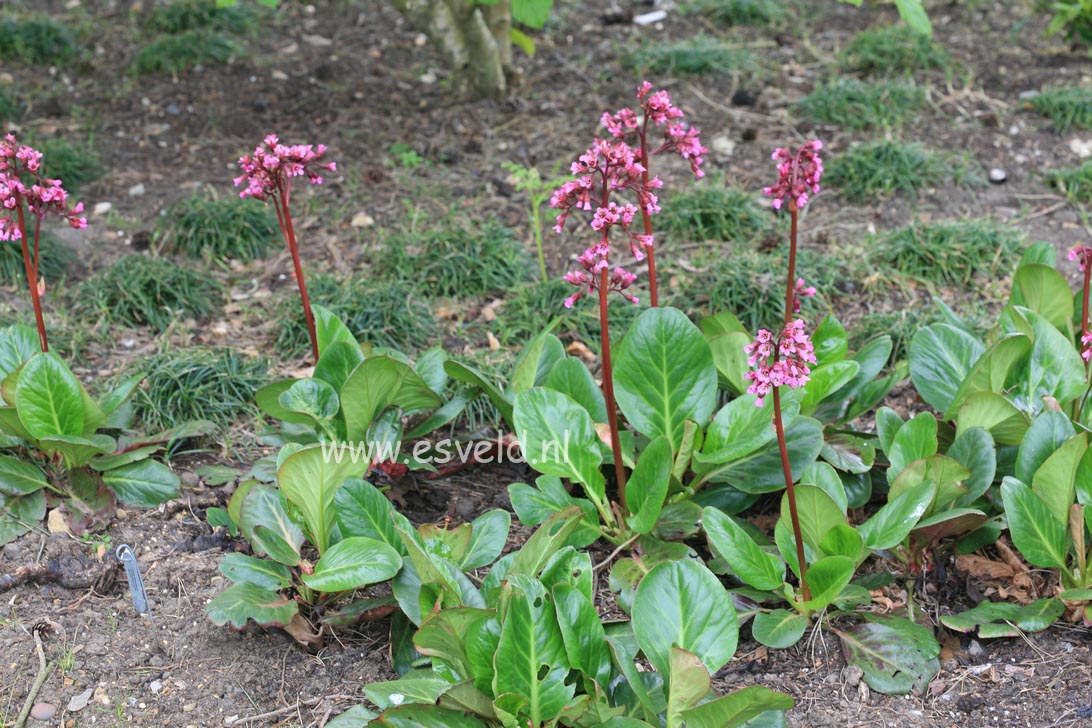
(88, 445, 163, 472)
(1016, 410, 1075, 485)
(218, 553, 292, 589)
(0, 490, 45, 545)
(508, 507, 586, 578)
(889, 454, 969, 510)
(626, 436, 672, 534)
(781, 484, 845, 552)
(0, 455, 48, 496)
(553, 582, 612, 687)
(15, 353, 85, 438)
(632, 559, 738, 677)
(325, 705, 378, 728)
(255, 380, 312, 425)
(679, 686, 793, 728)
(371, 705, 487, 727)
(911, 509, 987, 547)
(940, 598, 1064, 638)
(894, 0, 932, 35)
(858, 480, 935, 551)
(703, 507, 783, 591)
(652, 501, 703, 541)
(508, 476, 601, 547)
(695, 394, 779, 466)
(544, 357, 608, 423)
(803, 555, 855, 610)
(334, 478, 406, 552)
(444, 360, 513, 427)
(414, 607, 493, 681)
(341, 355, 442, 440)
(800, 462, 848, 514)
(1032, 434, 1086, 525)
(707, 331, 752, 395)
(1001, 477, 1069, 570)
(1012, 263, 1073, 334)
(492, 576, 573, 726)
(302, 536, 402, 592)
(0, 325, 38, 384)
(820, 433, 875, 476)
(956, 391, 1029, 446)
(414, 346, 449, 395)
(614, 307, 717, 449)
(825, 335, 892, 408)
(875, 407, 904, 456)
(819, 523, 864, 562)
(799, 361, 859, 415)
(240, 484, 304, 566)
(947, 427, 997, 507)
(102, 459, 180, 507)
(39, 434, 114, 469)
(312, 304, 358, 355)
(886, 412, 937, 484)
(513, 389, 605, 505)
(1017, 308, 1086, 409)
(510, 332, 564, 394)
(811, 315, 848, 365)
(666, 647, 710, 727)
(836, 614, 940, 695)
(364, 679, 450, 710)
(539, 547, 593, 601)
(205, 582, 298, 628)
(724, 416, 824, 494)
(944, 334, 1032, 419)
(461, 509, 510, 571)
(751, 609, 807, 649)
(314, 341, 365, 398)
(909, 324, 984, 413)
(278, 443, 366, 553)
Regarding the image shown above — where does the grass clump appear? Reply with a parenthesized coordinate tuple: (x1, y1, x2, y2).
(131, 30, 239, 75)
(142, 0, 259, 35)
(495, 278, 644, 350)
(849, 308, 938, 363)
(825, 141, 957, 202)
(130, 347, 269, 430)
(0, 16, 82, 66)
(687, 0, 785, 26)
(0, 232, 73, 288)
(378, 217, 530, 298)
(874, 220, 1024, 287)
(1045, 161, 1092, 205)
(625, 36, 758, 77)
(0, 86, 24, 123)
(1031, 87, 1092, 132)
(668, 246, 849, 332)
(32, 136, 103, 191)
(275, 273, 437, 355)
(797, 79, 926, 131)
(76, 254, 225, 331)
(659, 184, 772, 243)
(157, 194, 277, 261)
(840, 25, 950, 76)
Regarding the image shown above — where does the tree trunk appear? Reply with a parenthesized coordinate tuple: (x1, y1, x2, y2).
(390, 0, 510, 99)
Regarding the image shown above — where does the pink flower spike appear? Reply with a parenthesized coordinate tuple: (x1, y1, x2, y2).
(1082, 331, 1092, 363)
(764, 140, 824, 211)
(1069, 245, 1092, 272)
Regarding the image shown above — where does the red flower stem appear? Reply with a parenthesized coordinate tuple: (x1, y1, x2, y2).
(1083, 263, 1090, 337)
(783, 204, 799, 326)
(773, 386, 809, 600)
(32, 215, 41, 285)
(639, 115, 659, 307)
(599, 266, 628, 515)
(15, 204, 48, 352)
(275, 187, 319, 363)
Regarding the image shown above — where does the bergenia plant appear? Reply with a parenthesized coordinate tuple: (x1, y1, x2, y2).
(746, 139, 823, 598)
(599, 81, 707, 306)
(0, 135, 87, 352)
(234, 134, 335, 362)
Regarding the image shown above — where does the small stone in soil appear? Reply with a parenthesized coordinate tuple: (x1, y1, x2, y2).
(92, 202, 112, 216)
(30, 703, 56, 721)
(69, 687, 93, 712)
(1018, 89, 1040, 101)
(968, 639, 987, 661)
(128, 183, 145, 197)
(988, 168, 1007, 184)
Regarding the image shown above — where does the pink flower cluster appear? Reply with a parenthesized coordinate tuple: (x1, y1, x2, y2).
(0, 135, 86, 243)
(764, 140, 823, 211)
(234, 134, 336, 201)
(1082, 331, 1092, 363)
(601, 82, 707, 178)
(744, 320, 817, 407)
(1068, 245, 1092, 272)
(562, 241, 638, 309)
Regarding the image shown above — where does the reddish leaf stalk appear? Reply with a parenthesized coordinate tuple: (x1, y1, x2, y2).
(598, 265, 628, 512)
(638, 114, 659, 307)
(274, 183, 319, 363)
(14, 205, 47, 352)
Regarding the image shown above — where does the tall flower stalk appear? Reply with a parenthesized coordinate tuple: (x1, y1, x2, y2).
(600, 82, 707, 307)
(235, 134, 335, 363)
(0, 135, 87, 353)
(745, 140, 824, 600)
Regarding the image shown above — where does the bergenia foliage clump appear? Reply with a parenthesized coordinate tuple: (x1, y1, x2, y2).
(0, 134, 86, 352)
(234, 133, 335, 362)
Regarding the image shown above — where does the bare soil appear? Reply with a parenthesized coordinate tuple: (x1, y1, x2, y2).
(2, 0, 1092, 726)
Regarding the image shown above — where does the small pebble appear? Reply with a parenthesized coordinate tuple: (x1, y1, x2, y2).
(165, 103, 180, 116)
(30, 703, 56, 721)
(128, 183, 145, 197)
(968, 639, 987, 661)
(92, 201, 112, 217)
(988, 168, 1007, 184)
(1018, 89, 1040, 101)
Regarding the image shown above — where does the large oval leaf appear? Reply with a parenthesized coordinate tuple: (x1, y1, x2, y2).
(836, 614, 939, 695)
(301, 536, 402, 592)
(614, 307, 717, 449)
(1000, 477, 1069, 570)
(631, 559, 738, 678)
(0, 455, 48, 496)
(545, 357, 607, 423)
(278, 443, 367, 553)
(206, 583, 298, 628)
(513, 389, 606, 505)
(0, 489, 45, 545)
(341, 355, 442, 440)
(703, 507, 783, 591)
(102, 459, 180, 507)
(15, 353, 86, 439)
(908, 324, 984, 413)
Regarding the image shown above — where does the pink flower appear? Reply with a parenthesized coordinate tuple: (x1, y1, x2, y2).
(1068, 245, 1092, 273)
(743, 320, 816, 406)
(234, 134, 336, 202)
(793, 277, 817, 312)
(600, 83, 707, 179)
(0, 136, 86, 236)
(764, 140, 823, 211)
(1082, 331, 1092, 363)
(562, 242, 639, 308)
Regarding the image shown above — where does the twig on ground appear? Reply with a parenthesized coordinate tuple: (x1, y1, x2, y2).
(13, 620, 61, 728)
